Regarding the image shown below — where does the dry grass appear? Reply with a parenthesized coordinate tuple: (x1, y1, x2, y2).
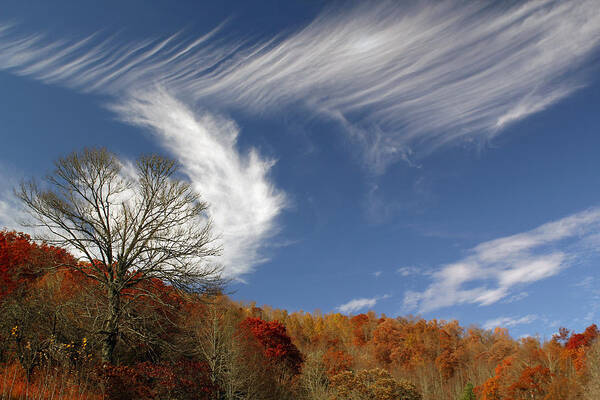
(0, 362, 101, 400)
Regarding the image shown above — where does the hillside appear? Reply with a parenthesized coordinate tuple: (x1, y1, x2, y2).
(1, 229, 599, 399)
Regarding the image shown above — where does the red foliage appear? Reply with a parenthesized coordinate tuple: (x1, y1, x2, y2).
(99, 360, 215, 400)
(565, 324, 598, 351)
(239, 317, 303, 375)
(0, 230, 75, 300)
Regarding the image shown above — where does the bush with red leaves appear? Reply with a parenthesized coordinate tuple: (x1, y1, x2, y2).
(0, 230, 75, 300)
(98, 360, 215, 400)
(239, 317, 303, 376)
(566, 324, 599, 351)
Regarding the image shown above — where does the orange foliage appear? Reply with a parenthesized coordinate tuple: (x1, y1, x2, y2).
(435, 322, 465, 379)
(0, 362, 101, 400)
(506, 365, 552, 399)
(476, 357, 514, 400)
(351, 314, 370, 346)
(3, 230, 600, 400)
(323, 345, 353, 377)
(565, 324, 599, 372)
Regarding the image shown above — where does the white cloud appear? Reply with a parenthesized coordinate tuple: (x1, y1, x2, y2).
(483, 314, 538, 331)
(0, 166, 30, 232)
(0, 25, 287, 277)
(0, 89, 285, 278)
(1, 0, 599, 169)
(110, 89, 286, 277)
(503, 291, 529, 304)
(337, 294, 390, 314)
(1, 1, 599, 274)
(405, 208, 600, 313)
(0, 191, 25, 232)
(397, 266, 422, 276)
(574, 276, 594, 289)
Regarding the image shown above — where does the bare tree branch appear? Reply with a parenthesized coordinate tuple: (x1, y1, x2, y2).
(16, 148, 223, 363)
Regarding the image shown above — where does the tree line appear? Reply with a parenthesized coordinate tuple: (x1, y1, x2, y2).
(1, 148, 599, 399)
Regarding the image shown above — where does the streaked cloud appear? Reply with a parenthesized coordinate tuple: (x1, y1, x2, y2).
(1, 0, 599, 170)
(483, 314, 538, 331)
(1, 1, 599, 276)
(110, 89, 286, 277)
(337, 294, 390, 314)
(1, 137, 282, 278)
(397, 266, 422, 277)
(503, 291, 529, 304)
(0, 25, 287, 277)
(0, 89, 285, 278)
(404, 208, 600, 313)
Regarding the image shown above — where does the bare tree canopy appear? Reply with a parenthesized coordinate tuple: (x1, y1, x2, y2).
(16, 148, 223, 363)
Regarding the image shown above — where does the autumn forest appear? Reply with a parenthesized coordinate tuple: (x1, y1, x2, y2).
(2, 0, 600, 397)
(0, 148, 597, 400)
(1, 227, 600, 400)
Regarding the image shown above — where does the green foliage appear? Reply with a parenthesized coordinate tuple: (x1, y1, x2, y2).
(459, 383, 476, 400)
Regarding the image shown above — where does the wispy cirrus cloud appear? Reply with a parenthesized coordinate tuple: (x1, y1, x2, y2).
(397, 266, 423, 277)
(0, 21, 287, 278)
(404, 208, 600, 313)
(483, 314, 538, 331)
(1, 0, 600, 170)
(1, 1, 599, 275)
(337, 294, 390, 314)
(0, 89, 285, 278)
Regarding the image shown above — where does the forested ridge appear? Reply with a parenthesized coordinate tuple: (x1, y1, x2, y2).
(1, 229, 599, 400)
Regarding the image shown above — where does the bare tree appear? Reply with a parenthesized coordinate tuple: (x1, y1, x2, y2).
(193, 300, 263, 400)
(583, 339, 600, 400)
(17, 148, 222, 363)
(297, 349, 330, 400)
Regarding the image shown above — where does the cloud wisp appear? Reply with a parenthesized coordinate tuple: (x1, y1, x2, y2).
(397, 266, 423, 277)
(337, 294, 390, 314)
(0, 25, 287, 277)
(404, 208, 600, 313)
(0, 88, 285, 278)
(1, 1, 599, 275)
(111, 90, 286, 277)
(1, 0, 599, 170)
(483, 314, 538, 331)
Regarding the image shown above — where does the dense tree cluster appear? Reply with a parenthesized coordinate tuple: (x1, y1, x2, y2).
(1, 229, 600, 399)
(0, 230, 302, 399)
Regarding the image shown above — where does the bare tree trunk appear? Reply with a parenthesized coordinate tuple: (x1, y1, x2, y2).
(101, 287, 120, 364)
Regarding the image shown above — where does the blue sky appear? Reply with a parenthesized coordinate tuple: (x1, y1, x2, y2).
(1, 0, 600, 339)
